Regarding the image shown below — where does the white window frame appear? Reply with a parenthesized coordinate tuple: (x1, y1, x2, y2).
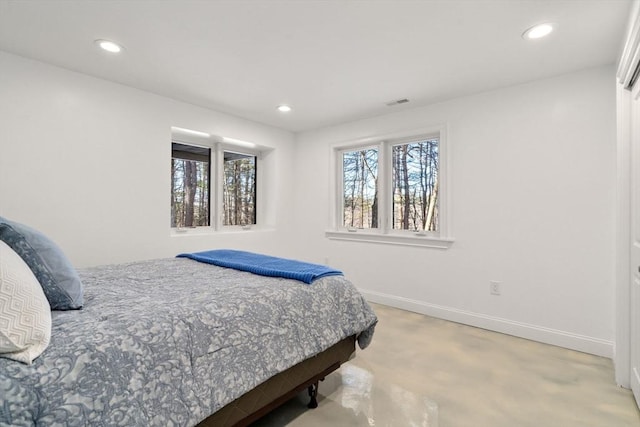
(170, 128, 265, 235)
(216, 144, 261, 231)
(326, 125, 454, 249)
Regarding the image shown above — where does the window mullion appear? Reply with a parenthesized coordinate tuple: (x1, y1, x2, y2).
(213, 144, 223, 231)
(378, 141, 390, 235)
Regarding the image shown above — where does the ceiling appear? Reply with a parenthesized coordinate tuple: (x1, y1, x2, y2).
(0, 0, 631, 133)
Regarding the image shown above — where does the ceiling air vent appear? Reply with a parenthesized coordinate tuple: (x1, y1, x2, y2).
(385, 98, 410, 107)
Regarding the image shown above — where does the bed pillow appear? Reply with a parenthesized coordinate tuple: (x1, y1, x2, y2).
(0, 241, 52, 364)
(0, 217, 83, 310)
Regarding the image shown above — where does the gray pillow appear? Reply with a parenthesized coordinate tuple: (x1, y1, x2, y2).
(0, 217, 83, 310)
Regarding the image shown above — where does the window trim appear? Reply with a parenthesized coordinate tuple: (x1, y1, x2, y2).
(327, 124, 453, 249)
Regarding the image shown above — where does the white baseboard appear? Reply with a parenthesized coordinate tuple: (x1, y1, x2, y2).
(360, 288, 614, 358)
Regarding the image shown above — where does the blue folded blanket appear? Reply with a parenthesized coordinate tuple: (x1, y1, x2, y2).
(176, 249, 343, 284)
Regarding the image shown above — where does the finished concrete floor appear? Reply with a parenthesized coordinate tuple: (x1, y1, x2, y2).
(253, 303, 640, 426)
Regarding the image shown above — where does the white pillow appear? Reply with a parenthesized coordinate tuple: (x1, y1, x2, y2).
(0, 240, 52, 364)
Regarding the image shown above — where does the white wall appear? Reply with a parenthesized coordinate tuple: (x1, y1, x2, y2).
(0, 51, 296, 267)
(292, 66, 617, 357)
(0, 50, 618, 357)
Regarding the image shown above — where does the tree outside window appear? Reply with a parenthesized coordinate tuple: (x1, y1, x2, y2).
(171, 140, 259, 229)
(223, 151, 256, 226)
(342, 148, 378, 229)
(340, 136, 439, 233)
(392, 138, 439, 232)
(171, 143, 210, 228)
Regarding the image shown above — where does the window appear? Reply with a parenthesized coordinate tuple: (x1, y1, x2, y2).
(171, 143, 211, 228)
(391, 138, 439, 232)
(342, 147, 378, 229)
(170, 131, 259, 230)
(223, 151, 256, 226)
(330, 127, 452, 248)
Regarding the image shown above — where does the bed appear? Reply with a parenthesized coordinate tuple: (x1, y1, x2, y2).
(0, 235, 377, 426)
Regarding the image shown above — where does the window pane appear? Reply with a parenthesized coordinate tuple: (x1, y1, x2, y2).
(392, 138, 439, 231)
(171, 143, 210, 227)
(223, 151, 256, 226)
(342, 148, 378, 229)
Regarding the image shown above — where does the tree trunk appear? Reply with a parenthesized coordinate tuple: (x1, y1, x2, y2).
(234, 162, 241, 225)
(393, 147, 401, 228)
(419, 144, 428, 230)
(359, 151, 367, 228)
(349, 154, 357, 227)
(184, 161, 197, 227)
(371, 186, 378, 228)
(425, 176, 438, 231)
(401, 146, 410, 229)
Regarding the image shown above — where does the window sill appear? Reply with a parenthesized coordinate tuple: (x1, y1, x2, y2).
(171, 226, 274, 237)
(325, 230, 454, 249)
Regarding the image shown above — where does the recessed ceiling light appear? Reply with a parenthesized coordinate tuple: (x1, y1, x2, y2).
(522, 23, 554, 40)
(95, 39, 123, 53)
(277, 105, 292, 113)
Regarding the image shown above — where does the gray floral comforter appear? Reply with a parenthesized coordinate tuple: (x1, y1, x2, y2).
(0, 257, 377, 426)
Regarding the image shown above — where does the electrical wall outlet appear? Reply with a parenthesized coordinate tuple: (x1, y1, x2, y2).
(490, 281, 501, 296)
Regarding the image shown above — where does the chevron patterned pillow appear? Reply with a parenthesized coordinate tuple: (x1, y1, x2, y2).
(0, 241, 52, 364)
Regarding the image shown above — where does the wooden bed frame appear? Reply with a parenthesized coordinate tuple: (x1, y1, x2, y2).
(197, 335, 356, 427)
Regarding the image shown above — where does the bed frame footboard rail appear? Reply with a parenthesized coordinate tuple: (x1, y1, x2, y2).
(196, 335, 356, 427)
